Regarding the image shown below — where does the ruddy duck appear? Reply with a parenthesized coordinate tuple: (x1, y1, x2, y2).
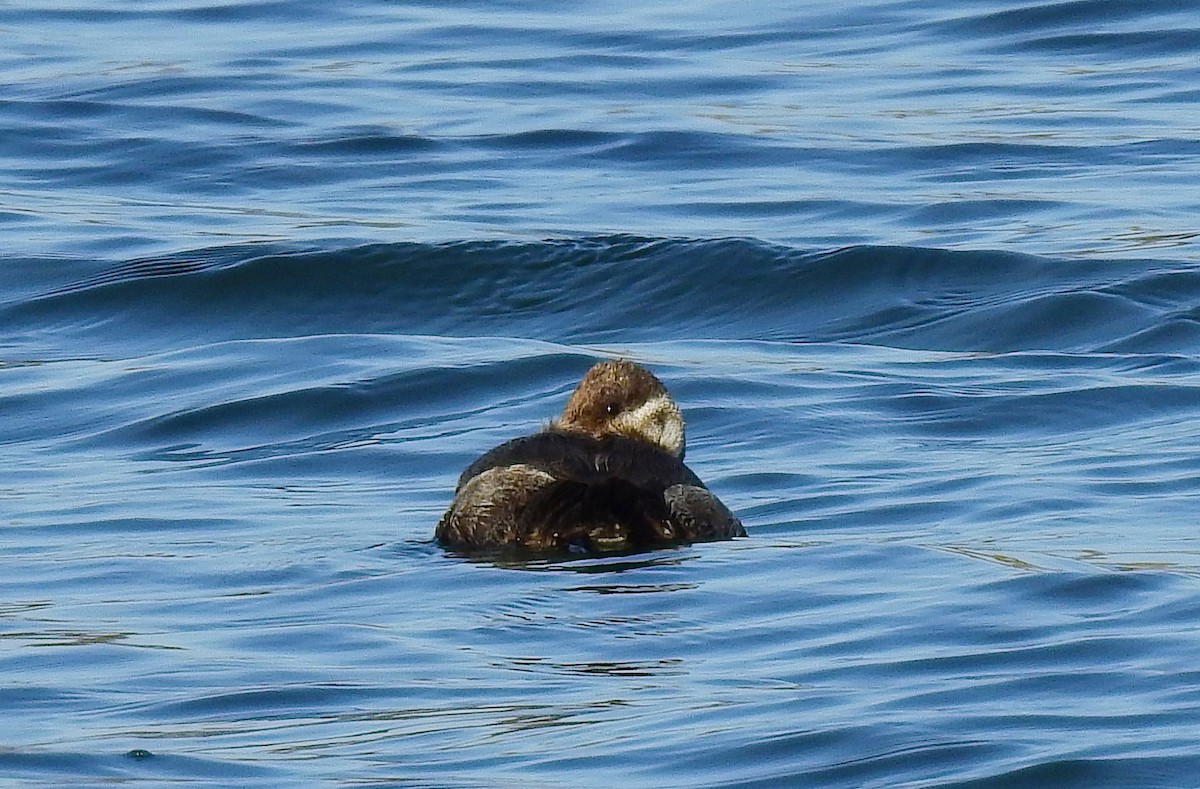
(436, 360, 745, 553)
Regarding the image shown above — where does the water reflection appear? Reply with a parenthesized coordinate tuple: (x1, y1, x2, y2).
(500, 656, 685, 678)
(466, 547, 698, 574)
(564, 582, 699, 595)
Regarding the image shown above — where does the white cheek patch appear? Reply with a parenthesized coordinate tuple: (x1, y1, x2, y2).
(657, 417, 685, 458)
(617, 393, 686, 457)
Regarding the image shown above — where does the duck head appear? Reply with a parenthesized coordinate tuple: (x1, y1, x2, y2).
(552, 360, 686, 458)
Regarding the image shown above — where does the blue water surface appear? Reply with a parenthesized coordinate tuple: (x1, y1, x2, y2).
(3, 1, 1200, 787)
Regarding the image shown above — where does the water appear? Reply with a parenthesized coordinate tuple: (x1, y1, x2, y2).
(3, 1, 1200, 787)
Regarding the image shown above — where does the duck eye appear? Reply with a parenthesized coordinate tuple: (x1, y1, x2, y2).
(604, 402, 621, 416)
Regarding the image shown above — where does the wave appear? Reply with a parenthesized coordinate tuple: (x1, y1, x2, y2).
(4, 238, 1200, 356)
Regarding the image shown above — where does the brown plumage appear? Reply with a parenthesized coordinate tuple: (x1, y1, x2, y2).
(435, 360, 745, 554)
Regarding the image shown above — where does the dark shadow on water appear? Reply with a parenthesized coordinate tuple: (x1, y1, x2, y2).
(441, 543, 705, 574)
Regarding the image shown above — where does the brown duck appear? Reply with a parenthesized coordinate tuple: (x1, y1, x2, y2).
(436, 360, 745, 553)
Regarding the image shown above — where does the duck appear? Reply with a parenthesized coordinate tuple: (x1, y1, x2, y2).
(436, 359, 745, 554)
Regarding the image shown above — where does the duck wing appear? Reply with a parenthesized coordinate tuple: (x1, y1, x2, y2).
(440, 430, 743, 552)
